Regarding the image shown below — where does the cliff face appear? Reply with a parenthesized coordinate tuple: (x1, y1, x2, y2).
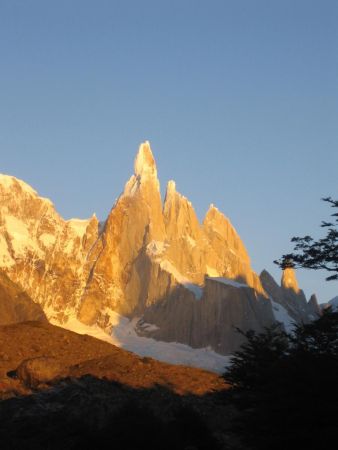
(140, 277, 274, 354)
(260, 268, 315, 323)
(0, 142, 318, 354)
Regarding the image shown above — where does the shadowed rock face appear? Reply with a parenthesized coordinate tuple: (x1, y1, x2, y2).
(307, 294, 321, 318)
(0, 142, 317, 355)
(260, 268, 316, 323)
(0, 271, 46, 325)
(141, 278, 274, 354)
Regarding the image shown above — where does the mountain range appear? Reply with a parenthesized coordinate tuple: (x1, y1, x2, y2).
(0, 142, 322, 367)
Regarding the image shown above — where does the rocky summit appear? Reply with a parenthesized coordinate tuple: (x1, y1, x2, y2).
(0, 142, 320, 360)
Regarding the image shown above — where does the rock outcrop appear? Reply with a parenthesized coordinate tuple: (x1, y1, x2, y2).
(0, 142, 319, 355)
(14, 356, 65, 388)
(260, 268, 316, 323)
(307, 294, 321, 318)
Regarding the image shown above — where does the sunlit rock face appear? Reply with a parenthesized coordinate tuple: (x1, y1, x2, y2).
(0, 142, 318, 354)
(78, 142, 167, 323)
(281, 267, 300, 292)
(203, 205, 265, 294)
(0, 174, 99, 323)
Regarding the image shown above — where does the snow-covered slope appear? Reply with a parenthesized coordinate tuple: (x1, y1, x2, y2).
(50, 312, 230, 374)
(270, 298, 295, 332)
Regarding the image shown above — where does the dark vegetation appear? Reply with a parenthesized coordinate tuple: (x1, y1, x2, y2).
(223, 310, 338, 449)
(275, 197, 338, 280)
(223, 196, 338, 449)
(0, 376, 236, 450)
(2, 314, 337, 450)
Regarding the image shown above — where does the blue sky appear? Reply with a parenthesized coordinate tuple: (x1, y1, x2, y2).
(0, 0, 337, 302)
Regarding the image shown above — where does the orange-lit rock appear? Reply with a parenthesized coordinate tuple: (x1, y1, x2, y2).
(281, 267, 300, 292)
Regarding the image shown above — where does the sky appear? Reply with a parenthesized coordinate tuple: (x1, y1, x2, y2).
(0, 0, 337, 302)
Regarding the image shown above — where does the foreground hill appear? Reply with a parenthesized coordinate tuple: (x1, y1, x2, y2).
(0, 321, 226, 399)
(0, 321, 239, 450)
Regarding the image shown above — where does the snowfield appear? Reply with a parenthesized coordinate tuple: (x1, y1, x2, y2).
(50, 311, 230, 374)
(269, 298, 295, 333)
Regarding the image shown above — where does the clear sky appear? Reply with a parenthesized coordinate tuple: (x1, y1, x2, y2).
(0, 0, 337, 302)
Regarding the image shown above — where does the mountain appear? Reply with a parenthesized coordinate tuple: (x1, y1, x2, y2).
(0, 142, 319, 361)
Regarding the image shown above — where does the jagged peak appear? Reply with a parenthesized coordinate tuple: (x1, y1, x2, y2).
(204, 203, 224, 221)
(204, 203, 226, 225)
(204, 206, 243, 243)
(281, 268, 300, 293)
(163, 180, 176, 209)
(209, 203, 219, 212)
(134, 141, 157, 179)
(308, 293, 318, 305)
(166, 180, 176, 196)
(164, 180, 194, 213)
(259, 270, 280, 294)
(260, 269, 270, 277)
(123, 141, 160, 197)
(260, 269, 275, 281)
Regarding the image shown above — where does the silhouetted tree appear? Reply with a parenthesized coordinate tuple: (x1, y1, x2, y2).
(275, 197, 338, 280)
(223, 310, 338, 450)
(224, 324, 289, 390)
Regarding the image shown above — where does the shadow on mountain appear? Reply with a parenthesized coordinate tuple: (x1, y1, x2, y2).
(0, 375, 236, 450)
(139, 278, 273, 355)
